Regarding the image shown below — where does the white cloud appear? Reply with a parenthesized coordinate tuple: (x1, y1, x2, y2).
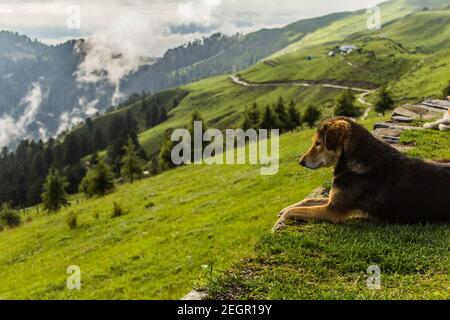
(1, 0, 383, 53)
(0, 82, 44, 147)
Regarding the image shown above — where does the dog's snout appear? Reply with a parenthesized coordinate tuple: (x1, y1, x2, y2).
(299, 158, 306, 167)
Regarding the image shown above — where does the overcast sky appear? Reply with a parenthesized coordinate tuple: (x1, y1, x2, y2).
(0, 0, 383, 56)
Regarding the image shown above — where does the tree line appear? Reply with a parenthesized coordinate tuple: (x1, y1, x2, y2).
(0, 93, 175, 209)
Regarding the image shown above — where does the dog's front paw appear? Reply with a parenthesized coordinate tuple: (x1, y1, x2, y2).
(423, 123, 435, 129)
(272, 217, 287, 233)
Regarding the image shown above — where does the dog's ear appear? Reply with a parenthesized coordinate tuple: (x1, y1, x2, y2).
(324, 120, 350, 151)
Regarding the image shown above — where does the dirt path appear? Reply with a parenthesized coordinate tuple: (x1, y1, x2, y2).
(230, 75, 376, 119)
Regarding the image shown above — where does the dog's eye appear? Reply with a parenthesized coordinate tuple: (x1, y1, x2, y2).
(315, 142, 321, 147)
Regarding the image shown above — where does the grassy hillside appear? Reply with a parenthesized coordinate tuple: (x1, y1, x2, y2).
(273, 0, 449, 57)
(240, 9, 450, 99)
(1, 0, 449, 300)
(0, 126, 335, 299)
(203, 128, 450, 300)
(133, 7, 450, 158)
(139, 76, 347, 158)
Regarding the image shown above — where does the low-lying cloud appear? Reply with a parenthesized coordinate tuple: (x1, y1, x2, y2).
(0, 82, 45, 147)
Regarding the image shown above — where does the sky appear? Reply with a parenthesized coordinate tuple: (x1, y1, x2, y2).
(0, 0, 383, 56)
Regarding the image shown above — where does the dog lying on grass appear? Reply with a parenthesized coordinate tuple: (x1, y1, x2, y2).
(273, 117, 450, 232)
(423, 107, 450, 131)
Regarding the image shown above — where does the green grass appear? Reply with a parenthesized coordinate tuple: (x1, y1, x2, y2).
(400, 129, 450, 161)
(130, 6, 450, 159)
(1, 0, 449, 300)
(139, 75, 346, 158)
(0, 128, 334, 299)
(203, 124, 450, 300)
(205, 223, 450, 299)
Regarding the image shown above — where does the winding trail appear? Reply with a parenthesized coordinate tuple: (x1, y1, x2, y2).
(230, 75, 376, 120)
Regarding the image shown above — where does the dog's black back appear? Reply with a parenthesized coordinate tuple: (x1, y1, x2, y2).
(333, 120, 450, 223)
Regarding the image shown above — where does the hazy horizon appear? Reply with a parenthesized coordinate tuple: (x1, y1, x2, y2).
(1, 0, 383, 56)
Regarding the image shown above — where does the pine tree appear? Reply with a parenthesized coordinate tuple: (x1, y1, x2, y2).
(79, 160, 115, 197)
(0, 203, 21, 228)
(121, 138, 144, 183)
(159, 129, 178, 170)
(63, 134, 80, 165)
(125, 110, 138, 133)
(107, 136, 127, 176)
(274, 96, 288, 130)
(260, 105, 277, 130)
(158, 106, 168, 124)
(146, 106, 160, 128)
(375, 87, 395, 115)
(41, 168, 69, 212)
(335, 90, 360, 117)
(303, 105, 321, 128)
(89, 152, 99, 166)
(248, 102, 260, 127)
(442, 79, 450, 99)
(286, 100, 301, 131)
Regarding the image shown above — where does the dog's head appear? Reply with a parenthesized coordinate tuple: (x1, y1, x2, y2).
(299, 118, 351, 170)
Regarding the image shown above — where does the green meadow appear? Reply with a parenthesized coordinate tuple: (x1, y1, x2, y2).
(1, 0, 449, 300)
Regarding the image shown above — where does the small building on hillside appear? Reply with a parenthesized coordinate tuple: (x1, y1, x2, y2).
(339, 45, 357, 54)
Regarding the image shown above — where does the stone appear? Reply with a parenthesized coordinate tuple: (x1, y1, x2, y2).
(421, 99, 450, 111)
(305, 187, 327, 199)
(373, 128, 402, 138)
(392, 115, 414, 123)
(373, 122, 421, 131)
(181, 290, 207, 300)
(422, 112, 442, 120)
(392, 107, 420, 119)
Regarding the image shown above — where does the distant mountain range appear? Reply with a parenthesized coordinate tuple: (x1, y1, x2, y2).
(0, 0, 448, 149)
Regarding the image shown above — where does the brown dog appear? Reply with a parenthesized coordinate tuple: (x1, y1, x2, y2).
(273, 117, 450, 232)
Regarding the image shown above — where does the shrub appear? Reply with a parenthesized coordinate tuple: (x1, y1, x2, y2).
(111, 202, 127, 218)
(66, 212, 78, 230)
(302, 105, 321, 128)
(0, 203, 21, 228)
(334, 90, 361, 118)
(80, 160, 115, 197)
(375, 87, 395, 115)
(41, 168, 70, 213)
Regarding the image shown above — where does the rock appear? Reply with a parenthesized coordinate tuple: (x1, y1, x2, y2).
(392, 115, 414, 123)
(181, 290, 207, 300)
(373, 122, 422, 131)
(305, 187, 328, 199)
(373, 128, 402, 138)
(421, 99, 450, 111)
(402, 104, 429, 115)
(392, 107, 420, 119)
(422, 111, 442, 120)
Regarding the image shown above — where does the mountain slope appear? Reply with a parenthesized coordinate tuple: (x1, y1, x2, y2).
(2, 0, 446, 148)
(0, 12, 348, 149)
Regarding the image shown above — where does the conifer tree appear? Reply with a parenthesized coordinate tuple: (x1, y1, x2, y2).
(274, 96, 288, 130)
(375, 87, 395, 115)
(286, 100, 301, 131)
(260, 105, 277, 130)
(158, 106, 168, 123)
(41, 168, 69, 212)
(121, 138, 144, 183)
(335, 90, 360, 117)
(303, 105, 321, 128)
(79, 160, 115, 197)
